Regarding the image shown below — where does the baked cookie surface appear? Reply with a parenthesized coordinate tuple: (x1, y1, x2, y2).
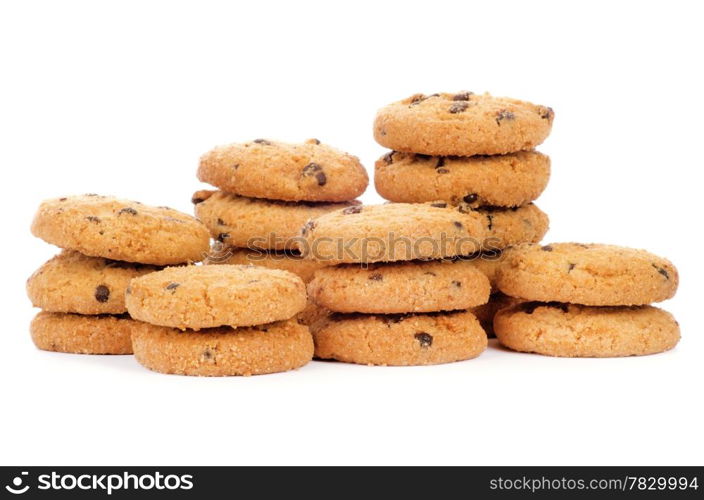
(374, 92, 554, 156)
(496, 243, 678, 306)
(27, 250, 159, 314)
(299, 203, 486, 264)
(474, 204, 549, 250)
(375, 150, 550, 207)
(125, 265, 306, 330)
(31, 195, 210, 265)
(131, 318, 313, 376)
(494, 302, 680, 357)
(30, 311, 136, 354)
(311, 310, 487, 366)
(193, 189, 357, 251)
(308, 259, 490, 314)
(204, 244, 331, 283)
(197, 138, 368, 202)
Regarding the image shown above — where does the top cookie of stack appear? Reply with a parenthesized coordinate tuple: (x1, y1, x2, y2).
(373, 92, 554, 252)
(194, 138, 369, 283)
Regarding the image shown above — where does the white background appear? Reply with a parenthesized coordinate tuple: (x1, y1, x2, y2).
(1, 0, 702, 466)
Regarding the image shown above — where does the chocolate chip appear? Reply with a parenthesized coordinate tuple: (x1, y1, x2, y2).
(342, 206, 363, 215)
(486, 214, 494, 231)
(191, 195, 205, 204)
(541, 245, 553, 252)
(86, 216, 101, 223)
(118, 207, 138, 216)
(217, 233, 230, 242)
(202, 349, 213, 360)
(309, 138, 321, 145)
(94, 285, 110, 303)
(652, 264, 669, 279)
(424, 271, 437, 276)
(463, 194, 478, 204)
(568, 263, 576, 272)
(430, 202, 447, 208)
(59, 197, 67, 201)
(253, 138, 271, 145)
(414, 332, 433, 348)
(302, 162, 327, 186)
(301, 220, 316, 236)
(409, 93, 426, 105)
(436, 157, 446, 168)
(165, 282, 180, 292)
(217, 218, 225, 225)
(232, 163, 239, 170)
(382, 151, 395, 164)
(125, 286, 131, 295)
(453, 221, 464, 230)
(495, 109, 515, 125)
(538, 106, 554, 120)
(368, 273, 383, 281)
(451, 280, 462, 288)
(436, 168, 449, 174)
(453, 91, 473, 101)
(521, 301, 568, 314)
(449, 102, 469, 113)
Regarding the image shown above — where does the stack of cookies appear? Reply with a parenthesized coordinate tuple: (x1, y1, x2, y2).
(373, 92, 555, 332)
(301, 203, 491, 366)
(125, 265, 313, 376)
(493, 243, 680, 357)
(193, 138, 369, 324)
(27, 195, 211, 355)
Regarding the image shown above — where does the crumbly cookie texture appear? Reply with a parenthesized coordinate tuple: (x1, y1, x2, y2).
(467, 252, 505, 292)
(204, 244, 331, 283)
(125, 265, 307, 330)
(197, 138, 368, 202)
(470, 293, 522, 337)
(496, 243, 678, 306)
(474, 204, 549, 250)
(30, 311, 136, 354)
(31, 195, 210, 265)
(311, 310, 487, 366)
(494, 302, 680, 357)
(299, 202, 486, 264)
(374, 92, 554, 156)
(27, 250, 159, 314)
(308, 259, 490, 314)
(192, 189, 358, 251)
(296, 301, 331, 326)
(131, 318, 313, 376)
(375, 150, 550, 207)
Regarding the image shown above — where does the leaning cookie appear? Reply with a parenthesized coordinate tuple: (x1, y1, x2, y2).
(30, 311, 137, 354)
(494, 302, 680, 357)
(27, 250, 159, 314)
(204, 244, 331, 283)
(299, 203, 486, 264)
(125, 265, 307, 330)
(31, 195, 210, 265)
(197, 138, 368, 202)
(496, 243, 678, 306)
(374, 92, 554, 156)
(308, 260, 490, 314)
(192, 190, 358, 251)
(311, 311, 487, 366)
(131, 319, 313, 376)
(375, 150, 550, 207)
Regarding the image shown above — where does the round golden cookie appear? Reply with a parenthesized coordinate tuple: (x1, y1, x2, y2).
(299, 203, 486, 264)
(375, 150, 550, 207)
(496, 243, 679, 306)
(31, 195, 210, 265)
(470, 293, 521, 337)
(308, 260, 490, 314)
(311, 311, 487, 366)
(192, 189, 358, 251)
(373, 92, 554, 156)
(125, 265, 306, 330)
(475, 204, 549, 250)
(30, 311, 136, 354)
(494, 302, 680, 357)
(204, 244, 331, 283)
(197, 138, 368, 202)
(27, 250, 159, 314)
(131, 318, 313, 376)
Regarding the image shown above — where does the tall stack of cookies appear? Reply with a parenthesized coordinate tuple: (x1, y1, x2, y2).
(27, 195, 211, 355)
(301, 203, 491, 366)
(193, 138, 369, 324)
(493, 243, 681, 357)
(372, 91, 555, 333)
(125, 265, 313, 376)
